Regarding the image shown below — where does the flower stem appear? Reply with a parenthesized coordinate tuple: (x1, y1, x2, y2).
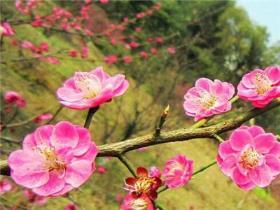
(117, 154, 137, 177)
(84, 107, 99, 129)
(157, 185, 168, 194)
(193, 160, 217, 176)
(230, 95, 239, 103)
(191, 119, 207, 129)
(46, 105, 63, 124)
(212, 134, 224, 143)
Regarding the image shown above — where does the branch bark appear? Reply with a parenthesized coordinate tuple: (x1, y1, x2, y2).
(0, 100, 279, 175)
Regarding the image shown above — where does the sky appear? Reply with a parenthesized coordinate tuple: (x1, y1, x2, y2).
(237, 0, 280, 45)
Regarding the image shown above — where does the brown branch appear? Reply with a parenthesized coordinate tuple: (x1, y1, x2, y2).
(0, 100, 279, 175)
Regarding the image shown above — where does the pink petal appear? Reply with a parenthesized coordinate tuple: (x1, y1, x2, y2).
(112, 79, 129, 96)
(266, 66, 280, 85)
(218, 141, 236, 159)
(265, 155, 280, 175)
(50, 184, 73, 197)
(8, 150, 45, 175)
(195, 78, 212, 91)
(23, 133, 37, 151)
(230, 129, 253, 151)
(90, 66, 110, 82)
(57, 87, 83, 102)
(248, 165, 273, 187)
(232, 168, 250, 185)
(270, 142, 280, 156)
(33, 172, 65, 196)
(239, 181, 256, 190)
(247, 126, 265, 137)
(51, 121, 79, 149)
(65, 160, 93, 188)
(11, 171, 49, 188)
(220, 155, 237, 176)
(254, 134, 276, 154)
(33, 125, 53, 147)
(73, 127, 91, 156)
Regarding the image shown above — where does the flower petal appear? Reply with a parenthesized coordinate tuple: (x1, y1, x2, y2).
(230, 129, 253, 151)
(254, 133, 276, 154)
(51, 121, 79, 149)
(248, 165, 273, 187)
(65, 160, 94, 188)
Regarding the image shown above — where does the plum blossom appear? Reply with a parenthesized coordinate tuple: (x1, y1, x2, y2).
(8, 121, 98, 196)
(0, 178, 12, 195)
(150, 48, 157, 55)
(104, 55, 118, 65)
(121, 193, 154, 210)
(217, 125, 280, 190)
(33, 113, 53, 124)
(167, 47, 176, 55)
(125, 167, 162, 200)
(65, 203, 76, 210)
(100, 0, 109, 4)
(139, 51, 148, 59)
(69, 50, 78, 57)
(162, 155, 193, 188)
(24, 189, 48, 205)
(4, 91, 26, 108)
(0, 22, 15, 36)
(237, 66, 280, 108)
(123, 55, 133, 64)
(57, 66, 129, 110)
(97, 165, 107, 174)
(183, 78, 235, 121)
(81, 46, 89, 59)
(149, 167, 161, 178)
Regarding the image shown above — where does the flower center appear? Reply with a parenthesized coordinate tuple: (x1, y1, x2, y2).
(131, 198, 148, 210)
(254, 73, 272, 95)
(200, 92, 216, 109)
(239, 147, 261, 169)
(38, 147, 66, 172)
(134, 177, 155, 194)
(75, 73, 101, 99)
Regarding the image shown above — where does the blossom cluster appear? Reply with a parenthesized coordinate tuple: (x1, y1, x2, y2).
(121, 155, 193, 209)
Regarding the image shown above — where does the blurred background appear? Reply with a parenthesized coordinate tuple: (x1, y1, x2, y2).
(0, 0, 279, 209)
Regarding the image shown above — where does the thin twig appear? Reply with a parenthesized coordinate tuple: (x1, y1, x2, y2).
(84, 107, 99, 129)
(45, 105, 63, 124)
(192, 160, 217, 176)
(117, 154, 137, 177)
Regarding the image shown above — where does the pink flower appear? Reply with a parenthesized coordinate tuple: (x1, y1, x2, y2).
(65, 203, 76, 210)
(125, 167, 162, 200)
(123, 55, 133, 64)
(39, 56, 60, 65)
(150, 48, 157, 55)
(8, 121, 98, 196)
(183, 78, 235, 121)
(217, 125, 280, 190)
(129, 41, 139, 49)
(4, 91, 26, 108)
(23, 189, 48, 205)
(0, 179, 12, 195)
(69, 50, 78, 57)
(81, 46, 89, 59)
(104, 55, 118, 65)
(39, 42, 49, 52)
(167, 47, 176, 55)
(97, 165, 107, 174)
(139, 51, 148, 59)
(149, 166, 161, 178)
(33, 113, 53, 124)
(163, 155, 193, 188)
(136, 12, 146, 19)
(21, 40, 34, 49)
(155, 37, 163, 44)
(100, 0, 109, 4)
(57, 67, 129, 110)
(121, 193, 155, 210)
(0, 22, 15, 36)
(237, 66, 280, 108)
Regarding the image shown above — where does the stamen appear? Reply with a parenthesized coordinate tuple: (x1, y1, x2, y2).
(39, 147, 66, 172)
(239, 147, 261, 169)
(254, 73, 272, 95)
